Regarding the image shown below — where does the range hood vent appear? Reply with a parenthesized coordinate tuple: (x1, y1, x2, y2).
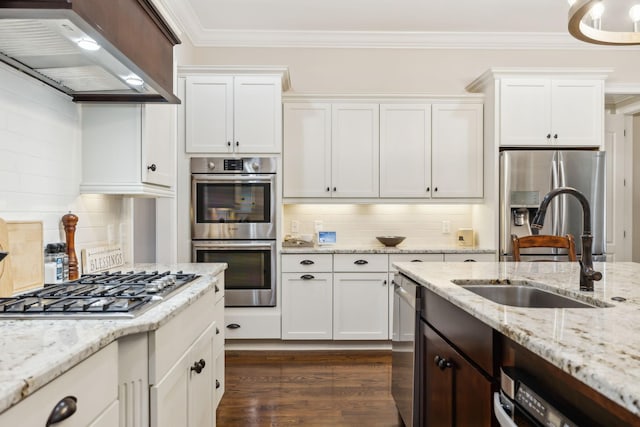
(0, 1, 181, 103)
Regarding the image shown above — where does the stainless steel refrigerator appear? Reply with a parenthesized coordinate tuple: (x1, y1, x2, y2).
(499, 150, 606, 261)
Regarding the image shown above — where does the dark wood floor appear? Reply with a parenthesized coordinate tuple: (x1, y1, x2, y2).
(216, 350, 403, 426)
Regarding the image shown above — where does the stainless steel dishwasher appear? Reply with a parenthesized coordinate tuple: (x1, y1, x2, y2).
(391, 273, 421, 427)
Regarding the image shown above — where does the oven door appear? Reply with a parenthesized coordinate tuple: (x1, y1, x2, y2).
(192, 240, 276, 307)
(191, 174, 276, 239)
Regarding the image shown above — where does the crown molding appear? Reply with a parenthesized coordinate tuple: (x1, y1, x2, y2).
(467, 67, 614, 92)
(282, 93, 484, 103)
(184, 29, 640, 50)
(177, 65, 291, 91)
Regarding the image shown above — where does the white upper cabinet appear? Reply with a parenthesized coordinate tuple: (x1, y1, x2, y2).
(331, 104, 380, 197)
(185, 75, 282, 154)
(283, 102, 379, 198)
(81, 104, 175, 197)
(379, 104, 432, 198)
(283, 103, 332, 198)
(500, 78, 603, 147)
(431, 103, 483, 198)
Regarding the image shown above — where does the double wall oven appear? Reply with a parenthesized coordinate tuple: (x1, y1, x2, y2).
(191, 157, 277, 307)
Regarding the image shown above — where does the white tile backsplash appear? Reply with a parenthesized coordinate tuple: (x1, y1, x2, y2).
(284, 204, 474, 246)
(0, 64, 131, 264)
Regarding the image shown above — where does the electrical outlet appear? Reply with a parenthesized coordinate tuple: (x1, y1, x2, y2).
(314, 220, 324, 233)
(291, 220, 300, 233)
(442, 220, 451, 234)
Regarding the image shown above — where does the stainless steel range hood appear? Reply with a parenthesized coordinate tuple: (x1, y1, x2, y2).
(0, 0, 181, 103)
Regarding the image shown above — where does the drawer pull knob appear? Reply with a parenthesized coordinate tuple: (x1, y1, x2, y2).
(300, 274, 315, 280)
(354, 259, 368, 265)
(300, 259, 315, 265)
(191, 359, 206, 374)
(383, 280, 387, 286)
(434, 355, 453, 370)
(147, 163, 157, 172)
(227, 323, 241, 329)
(216, 379, 221, 389)
(216, 327, 220, 335)
(46, 396, 77, 426)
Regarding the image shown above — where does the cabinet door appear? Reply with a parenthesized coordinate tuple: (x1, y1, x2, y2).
(331, 104, 380, 198)
(333, 272, 388, 340)
(379, 104, 432, 198)
(283, 103, 332, 197)
(185, 75, 234, 153)
(431, 104, 483, 198)
(282, 272, 333, 339)
(188, 324, 215, 427)
(421, 322, 492, 427)
(500, 78, 552, 147)
(151, 323, 215, 427)
(551, 79, 603, 147)
(142, 104, 176, 187)
(234, 76, 282, 153)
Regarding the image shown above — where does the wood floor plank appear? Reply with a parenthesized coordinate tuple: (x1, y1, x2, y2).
(217, 350, 402, 426)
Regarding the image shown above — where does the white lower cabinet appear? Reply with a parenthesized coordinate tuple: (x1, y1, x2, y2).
(333, 272, 389, 340)
(282, 252, 495, 341)
(282, 272, 333, 339)
(0, 342, 118, 426)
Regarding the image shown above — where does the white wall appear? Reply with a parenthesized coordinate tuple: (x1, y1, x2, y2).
(283, 204, 474, 247)
(0, 63, 132, 266)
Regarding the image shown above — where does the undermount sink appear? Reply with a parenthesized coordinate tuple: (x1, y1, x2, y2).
(451, 280, 608, 308)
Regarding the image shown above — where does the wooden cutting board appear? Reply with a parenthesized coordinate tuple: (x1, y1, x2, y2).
(0, 220, 44, 296)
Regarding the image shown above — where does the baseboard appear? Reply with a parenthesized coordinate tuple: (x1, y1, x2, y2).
(224, 339, 391, 351)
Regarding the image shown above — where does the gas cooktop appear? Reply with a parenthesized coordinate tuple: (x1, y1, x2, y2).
(0, 271, 200, 319)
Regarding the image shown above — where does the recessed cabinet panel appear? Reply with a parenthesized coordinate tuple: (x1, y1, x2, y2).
(500, 79, 552, 146)
(282, 272, 333, 340)
(142, 104, 176, 188)
(431, 104, 483, 198)
(283, 103, 332, 198)
(379, 104, 432, 197)
(333, 272, 388, 340)
(234, 76, 282, 153)
(551, 80, 603, 147)
(331, 104, 380, 198)
(185, 76, 233, 153)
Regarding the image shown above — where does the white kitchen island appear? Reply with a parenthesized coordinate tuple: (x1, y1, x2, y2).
(395, 261, 640, 424)
(0, 263, 226, 426)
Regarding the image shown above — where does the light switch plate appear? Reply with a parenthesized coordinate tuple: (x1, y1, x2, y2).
(442, 220, 451, 234)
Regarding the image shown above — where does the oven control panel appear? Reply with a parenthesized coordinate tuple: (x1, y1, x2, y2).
(515, 382, 578, 427)
(224, 158, 244, 171)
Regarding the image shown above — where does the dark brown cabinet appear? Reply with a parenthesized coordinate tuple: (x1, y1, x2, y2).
(419, 286, 495, 427)
(421, 321, 493, 426)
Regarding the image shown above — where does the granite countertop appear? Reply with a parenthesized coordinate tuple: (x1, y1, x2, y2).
(393, 261, 640, 418)
(281, 244, 496, 254)
(0, 263, 226, 414)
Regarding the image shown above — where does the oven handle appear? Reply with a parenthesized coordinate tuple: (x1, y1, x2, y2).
(193, 242, 275, 251)
(192, 175, 275, 184)
(494, 393, 518, 427)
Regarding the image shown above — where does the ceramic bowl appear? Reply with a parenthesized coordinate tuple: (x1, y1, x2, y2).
(376, 236, 406, 247)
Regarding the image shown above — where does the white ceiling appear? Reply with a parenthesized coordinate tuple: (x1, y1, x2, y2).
(159, 0, 640, 49)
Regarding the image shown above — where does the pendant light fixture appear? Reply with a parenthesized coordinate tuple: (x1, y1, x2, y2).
(568, 0, 640, 45)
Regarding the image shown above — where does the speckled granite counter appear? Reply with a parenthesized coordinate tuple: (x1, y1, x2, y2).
(0, 263, 226, 414)
(281, 244, 496, 254)
(394, 261, 640, 418)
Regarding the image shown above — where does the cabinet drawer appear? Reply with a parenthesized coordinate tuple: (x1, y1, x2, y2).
(282, 254, 333, 272)
(423, 288, 494, 376)
(389, 253, 444, 270)
(0, 342, 118, 426)
(225, 310, 281, 339)
(333, 254, 387, 272)
(444, 253, 495, 262)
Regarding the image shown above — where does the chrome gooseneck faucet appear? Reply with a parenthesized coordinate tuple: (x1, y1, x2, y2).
(531, 186, 602, 291)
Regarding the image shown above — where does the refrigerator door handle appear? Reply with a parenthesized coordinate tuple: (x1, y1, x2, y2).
(557, 151, 568, 236)
(551, 153, 561, 237)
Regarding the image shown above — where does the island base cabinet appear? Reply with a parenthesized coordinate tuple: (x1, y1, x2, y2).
(0, 342, 118, 426)
(151, 322, 216, 427)
(421, 322, 492, 426)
